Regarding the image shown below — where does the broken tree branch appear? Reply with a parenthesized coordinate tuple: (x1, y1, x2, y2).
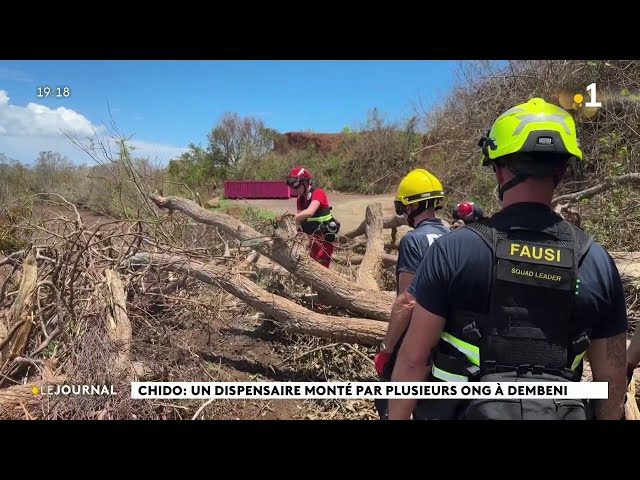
(237, 250, 260, 271)
(104, 269, 133, 378)
(551, 173, 640, 207)
(148, 194, 394, 320)
(128, 252, 387, 346)
(1, 249, 37, 368)
(356, 203, 384, 290)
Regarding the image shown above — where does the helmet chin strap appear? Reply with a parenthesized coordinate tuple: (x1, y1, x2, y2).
(498, 173, 530, 201)
(406, 202, 428, 227)
(497, 170, 563, 201)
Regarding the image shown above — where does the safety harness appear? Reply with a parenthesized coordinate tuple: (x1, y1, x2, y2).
(297, 186, 339, 240)
(431, 213, 594, 385)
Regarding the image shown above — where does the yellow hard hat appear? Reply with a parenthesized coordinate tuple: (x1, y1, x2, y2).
(394, 168, 444, 215)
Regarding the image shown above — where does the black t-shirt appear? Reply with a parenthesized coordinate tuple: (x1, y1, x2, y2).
(395, 217, 450, 293)
(407, 202, 628, 340)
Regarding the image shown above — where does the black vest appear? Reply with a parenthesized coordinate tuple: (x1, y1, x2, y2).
(297, 186, 333, 236)
(431, 212, 594, 384)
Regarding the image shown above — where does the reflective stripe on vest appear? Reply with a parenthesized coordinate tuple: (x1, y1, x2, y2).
(432, 365, 469, 382)
(307, 213, 332, 222)
(440, 332, 480, 366)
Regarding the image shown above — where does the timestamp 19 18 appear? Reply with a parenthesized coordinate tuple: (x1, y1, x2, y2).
(37, 86, 70, 98)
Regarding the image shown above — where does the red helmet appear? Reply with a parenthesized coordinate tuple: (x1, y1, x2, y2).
(456, 202, 474, 218)
(287, 166, 312, 179)
(452, 201, 485, 223)
(286, 166, 312, 188)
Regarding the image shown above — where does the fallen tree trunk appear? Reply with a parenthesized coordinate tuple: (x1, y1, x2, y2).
(128, 252, 387, 346)
(0, 375, 66, 417)
(356, 203, 384, 290)
(343, 214, 407, 239)
(148, 194, 393, 320)
(342, 240, 403, 251)
(334, 253, 398, 268)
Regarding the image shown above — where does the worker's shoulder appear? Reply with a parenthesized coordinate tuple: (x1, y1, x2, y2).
(401, 220, 450, 244)
(550, 222, 614, 270)
(412, 218, 450, 235)
(433, 223, 487, 248)
(398, 227, 424, 248)
(579, 236, 617, 273)
(416, 225, 488, 267)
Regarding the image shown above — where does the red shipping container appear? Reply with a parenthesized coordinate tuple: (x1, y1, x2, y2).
(224, 180, 294, 199)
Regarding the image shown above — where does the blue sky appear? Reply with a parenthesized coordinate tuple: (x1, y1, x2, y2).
(0, 60, 465, 165)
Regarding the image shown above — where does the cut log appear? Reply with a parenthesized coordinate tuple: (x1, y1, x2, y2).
(356, 203, 384, 290)
(128, 252, 386, 346)
(148, 194, 393, 320)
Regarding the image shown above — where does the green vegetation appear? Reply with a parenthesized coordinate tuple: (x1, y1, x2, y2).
(166, 107, 421, 196)
(214, 198, 277, 221)
(2, 60, 640, 252)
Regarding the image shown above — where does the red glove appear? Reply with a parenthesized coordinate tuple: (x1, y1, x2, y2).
(374, 351, 392, 377)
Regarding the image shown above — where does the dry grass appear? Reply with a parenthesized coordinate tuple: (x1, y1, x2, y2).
(273, 333, 379, 420)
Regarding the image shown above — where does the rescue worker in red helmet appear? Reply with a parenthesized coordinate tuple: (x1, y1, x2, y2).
(451, 201, 486, 225)
(285, 166, 339, 268)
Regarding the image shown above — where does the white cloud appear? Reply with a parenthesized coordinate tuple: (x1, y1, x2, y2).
(0, 90, 103, 137)
(0, 90, 185, 165)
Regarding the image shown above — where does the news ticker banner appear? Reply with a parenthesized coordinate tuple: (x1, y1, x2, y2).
(130, 381, 608, 400)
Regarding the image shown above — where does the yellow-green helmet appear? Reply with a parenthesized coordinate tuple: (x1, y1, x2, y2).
(479, 98, 583, 166)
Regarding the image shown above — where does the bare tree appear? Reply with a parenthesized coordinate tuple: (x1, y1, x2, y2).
(207, 112, 276, 173)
